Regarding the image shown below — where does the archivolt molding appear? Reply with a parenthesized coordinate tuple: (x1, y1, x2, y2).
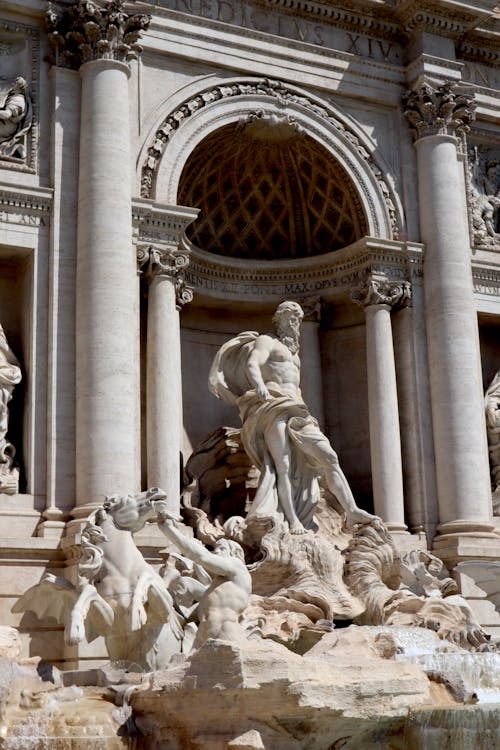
(139, 77, 404, 242)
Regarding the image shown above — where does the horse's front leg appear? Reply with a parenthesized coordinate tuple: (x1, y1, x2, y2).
(68, 583, 114, 645)
(130, 570, 156, 631)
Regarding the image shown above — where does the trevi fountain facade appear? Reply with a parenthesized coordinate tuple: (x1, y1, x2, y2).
(0, 0, 500, 747)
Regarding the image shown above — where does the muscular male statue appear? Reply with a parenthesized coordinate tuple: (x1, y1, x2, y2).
(157, 510, 251, 647)
(209, 301, 374, 534)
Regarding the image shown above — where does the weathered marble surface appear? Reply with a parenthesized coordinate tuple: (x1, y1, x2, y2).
(132, 632, 432, 750)
(0, 76, 32, 159)
(209, 301, 374, 534)
(486, 371, 500, 514)
(13, 489, 184, 670)
(0, 323, 22, 494)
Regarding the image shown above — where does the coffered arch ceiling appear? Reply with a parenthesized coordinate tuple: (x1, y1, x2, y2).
(178, 118, 368, 261)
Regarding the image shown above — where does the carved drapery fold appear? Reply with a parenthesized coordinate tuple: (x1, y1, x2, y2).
(402, 83, 476, 143)
(351, 277, 411, 309)
(0, 77, 33, 162)
(45, 0, 151, 69)
(485, 372, 500, 515)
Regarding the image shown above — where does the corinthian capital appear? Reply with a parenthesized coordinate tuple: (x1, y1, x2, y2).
(297, 297, 322, 323)
(351, 278, 411, 309)
(46, 0, 151, 69)
(137, 246, 193, 309)
(175, 278, 194, 310)
(402, 83, 475, 143)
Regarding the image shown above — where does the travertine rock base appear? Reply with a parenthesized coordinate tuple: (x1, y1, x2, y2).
(133, 632, 432, 750)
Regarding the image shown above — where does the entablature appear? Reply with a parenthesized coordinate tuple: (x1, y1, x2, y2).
(181, 236, 424, 303)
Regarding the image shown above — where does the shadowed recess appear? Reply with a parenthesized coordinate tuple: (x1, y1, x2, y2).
(178, 120, 367, 260)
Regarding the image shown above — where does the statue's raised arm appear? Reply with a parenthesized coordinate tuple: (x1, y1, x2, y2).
(157, 509, 251, 647)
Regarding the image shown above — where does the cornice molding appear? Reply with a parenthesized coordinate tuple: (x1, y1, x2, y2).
(472, 262, 500, 298)
(182, 236, 424, 302)
(132, 198, 199, 247)
(137, 0, 500, 53)
(0, 184, 52, 229)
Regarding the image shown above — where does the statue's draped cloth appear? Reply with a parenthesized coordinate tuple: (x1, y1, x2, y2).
(209, 332, 325, 529)
(0, 327, 21, 438)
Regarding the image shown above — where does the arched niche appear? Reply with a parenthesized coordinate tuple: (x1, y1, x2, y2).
(138, 78, 407, 510)
(139, 77, 404, 244)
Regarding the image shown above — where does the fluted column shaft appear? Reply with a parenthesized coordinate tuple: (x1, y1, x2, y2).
(365, 304, 406, 530)
(353, 278, 409, 532)
(75, 59, 140, 510)
(404, 84, 492, 535)
(139, 246, 193, 516)
(298, 297, 325, 430)
(46, 1, 151, 514)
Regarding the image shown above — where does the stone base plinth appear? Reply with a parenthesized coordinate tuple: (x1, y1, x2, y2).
(132, 632, 432, 750)
(432, 526, 500, 569)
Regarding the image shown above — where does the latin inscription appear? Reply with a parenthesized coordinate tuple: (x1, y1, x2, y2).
(160, 0, 402, 64)
(474, 282, 500, 297)
(461, 61, 500, 91)
(0, 210, 46, 227)
(185, 268, 363, 297)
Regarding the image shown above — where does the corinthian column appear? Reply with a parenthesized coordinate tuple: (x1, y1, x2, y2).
(403, 83, 494, 547)
(46, 2, 151, 515)
(298, 297, 325, 430)
(138, 245, 193, 516)
(352, 277, 410, 533)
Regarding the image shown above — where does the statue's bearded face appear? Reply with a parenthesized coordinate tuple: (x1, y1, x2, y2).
(275, 308, 302, 353)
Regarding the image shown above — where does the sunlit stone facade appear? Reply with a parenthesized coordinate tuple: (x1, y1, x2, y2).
(0, 0, 499, 666)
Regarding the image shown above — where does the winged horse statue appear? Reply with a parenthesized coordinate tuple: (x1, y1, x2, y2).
(13, 488, 184, 670)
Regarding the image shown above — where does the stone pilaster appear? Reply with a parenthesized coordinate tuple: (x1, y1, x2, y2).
(298, 297, 325, 430)
(46, 1, 151, 516)
(352, 277, 410, 534)
(403, 82, 495, 559)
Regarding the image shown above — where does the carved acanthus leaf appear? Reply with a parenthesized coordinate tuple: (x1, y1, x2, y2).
(137, 246, 193, 309)
(45, 0, 151, 69)
(403, 83, 476, 143)
(298, 296, 322, 323)
(351, 277, 411, 309)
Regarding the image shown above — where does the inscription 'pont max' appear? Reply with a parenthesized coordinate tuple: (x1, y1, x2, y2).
(162, 0, 402, 64)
